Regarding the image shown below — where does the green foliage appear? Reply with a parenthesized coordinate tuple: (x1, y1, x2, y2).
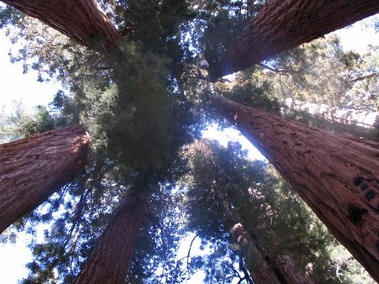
(18, 159, 164, 283)
(0, 5, 198, 281)
(182, 140, 371, 283)
(260, 36, 350, 106)
(223, 35, 379, 140)
(347, 45, 379, 111)
(282, 108, 379, 141)
(126, 182, 188, 283)
(218, 70, 281, 114)
(262, 36, 379, 111)
(0, 5, 21, 29)
(0, 102, 69, 142)
(0, 2, 377, 283)
(68, 41, 195, 169)
(18, 165, 187, 283)
(102, 0, 196, 79)
(3, 14, 87, 84)
(198, 1, 264, 67)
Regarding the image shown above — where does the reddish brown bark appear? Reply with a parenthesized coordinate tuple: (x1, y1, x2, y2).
(220, 186, 313, 284)
(267, 255, 315, 284)
(75, 190, 147, 284)
(1, 0, 120, 48)
(0, 125, 89, 233)
(213, 183, 281, 284)
(284, 98, 379, 129)
(230, 224, 281, 284)
(208, 93, 379, 282)
(209, 0, 379, 81)
(192, 140, 314, 283)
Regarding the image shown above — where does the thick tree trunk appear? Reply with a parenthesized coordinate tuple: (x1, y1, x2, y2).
(208, 0, 379, 81)
(214, 181, 312, 284)
(284, 98, 379, 128)
(208, 93, 379, 282)
(230, 223, 285, 284)
(212, 183, 282, 284)
(0, 125, 89, 233)
(75, 189, 147, 284)
(1, 0, 120, 48)
(266, 254, 315, 284)
(283, 99, 379, 141)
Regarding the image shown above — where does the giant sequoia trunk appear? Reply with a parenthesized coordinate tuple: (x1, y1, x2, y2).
(213, 184, 281, 284)
(284, 98, 379, 128)
(75, 189, 147, 284)
(214, 181, 313, 284)
(208, 0, 379, 81)
(0, 125, 89, 233)
(3, 0, 379, 280)
(0, 0, 120, 47)
(266, 254, 316, 284)
(282, 99, 379, 142)
(230, 223, 314, 284)
(208, 93, 379, 282)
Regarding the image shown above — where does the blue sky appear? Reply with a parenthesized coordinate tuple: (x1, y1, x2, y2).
(0, 29, 61, 114)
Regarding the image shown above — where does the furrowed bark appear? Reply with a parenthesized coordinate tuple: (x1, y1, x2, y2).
(209, 0, 379, 81)
(75, 189, 147, 284)
(208, 93, 379, 282)
(267, 254, 315, 284)
(0, 125, 89, 233)
(284, 98, 379, 129)
(1, 0, 120, 48)
(212, 182, 282, 284)
(214, 179, 313, 284)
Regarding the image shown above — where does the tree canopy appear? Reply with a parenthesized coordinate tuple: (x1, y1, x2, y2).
(0, 1, 378, 283)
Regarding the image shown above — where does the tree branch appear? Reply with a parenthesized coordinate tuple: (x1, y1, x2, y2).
(350, 72, 378, 82)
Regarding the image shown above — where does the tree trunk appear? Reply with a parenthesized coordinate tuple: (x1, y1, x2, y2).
(265, 254, 315, 284)
(284, 98, 379, 128)
(208, 0, 379, 81)
(213, 180, 313, 284)
(208, 92, 379, 282)
(212, 182, 282, 284)
(0, 0, 120, 48)
(282, 99, 379, 142)
(0, 125, 89, 233)
(75, 189, 147, 284)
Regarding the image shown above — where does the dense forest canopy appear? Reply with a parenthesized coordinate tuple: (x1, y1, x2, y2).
(0, 0, 378, 283)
